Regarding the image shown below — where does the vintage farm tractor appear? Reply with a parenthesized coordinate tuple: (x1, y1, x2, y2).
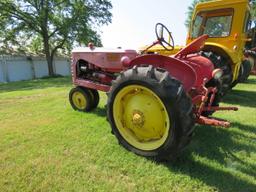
(139, 0, 255, 118)
(143, 0, 256, 85)
(69, 23, 238, 160)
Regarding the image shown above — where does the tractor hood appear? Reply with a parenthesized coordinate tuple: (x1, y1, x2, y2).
(72, 47, 138, 54)
(72, 47, 138, 72)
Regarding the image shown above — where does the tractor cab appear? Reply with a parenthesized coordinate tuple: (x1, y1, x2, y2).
(188, 0, 251, 82)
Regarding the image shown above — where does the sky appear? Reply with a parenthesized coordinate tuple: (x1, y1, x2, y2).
(101, 0, 193, 49)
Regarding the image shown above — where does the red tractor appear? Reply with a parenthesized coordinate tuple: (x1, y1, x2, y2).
(69, 23, 238, 160)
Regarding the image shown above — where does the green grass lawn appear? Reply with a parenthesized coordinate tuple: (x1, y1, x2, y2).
(0, 76, 255, 192)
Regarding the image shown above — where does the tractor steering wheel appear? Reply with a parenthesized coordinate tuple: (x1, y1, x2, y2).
(155, 23, 174, 51)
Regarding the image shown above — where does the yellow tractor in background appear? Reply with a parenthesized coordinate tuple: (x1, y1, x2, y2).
(142, 0, 255, 94)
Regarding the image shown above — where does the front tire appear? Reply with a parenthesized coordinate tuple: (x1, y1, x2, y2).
(69, 87, 93, 112)
(88, 88, 100, 109)
(107, 66, 195, 161)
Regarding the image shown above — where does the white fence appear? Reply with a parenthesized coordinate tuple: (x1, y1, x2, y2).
(0, 55, 71, 82)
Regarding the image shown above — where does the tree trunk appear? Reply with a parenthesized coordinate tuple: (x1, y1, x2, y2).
(41, 3, 54, 77)
(42, 33, 54, 76)
(46, 54, 54, 76)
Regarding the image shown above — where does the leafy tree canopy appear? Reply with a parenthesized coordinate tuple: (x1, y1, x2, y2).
(0, 0, 112, 75)
(185, 0, 209, 28)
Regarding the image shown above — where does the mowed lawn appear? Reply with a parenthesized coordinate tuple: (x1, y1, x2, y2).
(0, 76, 255, 192)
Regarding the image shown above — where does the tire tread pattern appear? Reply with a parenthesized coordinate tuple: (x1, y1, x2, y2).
(107, 65, 195, 161)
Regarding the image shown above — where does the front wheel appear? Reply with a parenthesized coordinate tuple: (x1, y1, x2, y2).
(107, 66, 195, 161)
(69, 87, 94, 112)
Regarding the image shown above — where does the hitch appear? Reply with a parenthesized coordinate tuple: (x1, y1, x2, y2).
(203, 106, 238, 112)
(197, 116, 231, 128)
(195, 81, 239, 128)
(196, 106, 238, 128)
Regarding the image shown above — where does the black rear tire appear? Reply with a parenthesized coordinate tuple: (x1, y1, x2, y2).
(201, 51, 232, 116)
(201, 51, 233, 95)
(107, 65, 195, 161)
(238, 60, 252, 83)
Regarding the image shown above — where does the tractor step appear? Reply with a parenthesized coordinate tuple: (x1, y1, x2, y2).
(196, 116, 231, 128)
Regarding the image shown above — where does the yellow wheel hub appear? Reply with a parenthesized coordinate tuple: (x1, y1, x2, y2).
(72, 91, 87, 110)
(132, 110, 144, 127)
(113, 85, 170, 151)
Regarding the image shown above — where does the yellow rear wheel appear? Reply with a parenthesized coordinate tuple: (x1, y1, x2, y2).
(107, 65, 195, 161)
(113, 85, 170, 151)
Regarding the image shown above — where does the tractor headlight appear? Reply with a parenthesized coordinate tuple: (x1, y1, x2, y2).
(121, 56, 131, 67)
(212, 68, 223, 80)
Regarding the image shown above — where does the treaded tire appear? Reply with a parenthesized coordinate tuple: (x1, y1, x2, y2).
(201, 51, 233, 95)
(80, 87, 100, 110)
(238, 60, 251, 83)
(87, 88, 100, 109)
(107, 65, 195, 161)
(90, 89, 100, 109)
(201, 51, 232, 116)
(69, 87, 93, 112)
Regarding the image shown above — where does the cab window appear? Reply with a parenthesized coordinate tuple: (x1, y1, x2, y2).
(191, 8, 234, 38)
(192, 15, 203, 38)
(204, 15, 232, 37)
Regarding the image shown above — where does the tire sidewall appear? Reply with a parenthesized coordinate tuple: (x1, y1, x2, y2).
(107, 76, 181, 158)
(69, 87, 93, 112)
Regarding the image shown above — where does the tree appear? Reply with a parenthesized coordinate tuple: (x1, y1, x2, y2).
(185, 0, 209, 28)
(250, 0, 256, 20)
(0, 0, 112, 76)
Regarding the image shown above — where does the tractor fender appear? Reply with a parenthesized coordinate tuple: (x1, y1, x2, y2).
(204, 43, 239, 65)
(129, 54, 197, 91)
(184, 54, 215, 87)
(203, 42, 242, 80)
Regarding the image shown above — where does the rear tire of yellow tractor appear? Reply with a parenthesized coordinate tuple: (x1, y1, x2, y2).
(201, 51, 233, 95)
(107, 66, 195, 161)
(201, 51, 232, 117)
(238, 60, 251, 83)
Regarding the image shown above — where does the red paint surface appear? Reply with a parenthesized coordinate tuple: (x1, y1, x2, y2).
(129, 54, 197, 91)
(174, 35, 209, 58)
(74, 79, 110, 92)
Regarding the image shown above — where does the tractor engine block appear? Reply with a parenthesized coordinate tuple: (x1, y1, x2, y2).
(76, 59, 115, 85)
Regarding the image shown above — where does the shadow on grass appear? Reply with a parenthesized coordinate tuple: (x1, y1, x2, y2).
(232, 122, 256, 136)
(223, 89, 256, 108)
(164, 122, 256, 192)
(91, 107, 107, 117)
(0, 76, 72, 93)
(169, 158, 255, 192)
(245, 77, 256, 84)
